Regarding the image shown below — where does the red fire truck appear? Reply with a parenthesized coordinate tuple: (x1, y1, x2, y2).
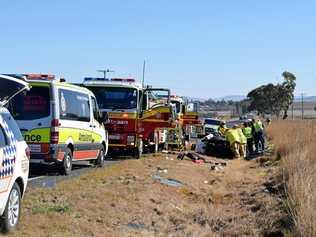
(82, 78, 173, 158)
(170, 95, 203, 141)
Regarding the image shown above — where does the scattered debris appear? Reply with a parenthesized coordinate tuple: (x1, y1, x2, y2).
(153, 175, 185, 188)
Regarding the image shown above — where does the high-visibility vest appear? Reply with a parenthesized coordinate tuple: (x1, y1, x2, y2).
(225, 129, 240, 145)
(218, 126, 227, 135)
(242, 127, 253, 139)
(254, 120, 263, 132)
(237, 128, 247, 144)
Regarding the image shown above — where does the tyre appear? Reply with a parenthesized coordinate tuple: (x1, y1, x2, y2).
(1, 183, 21, 234)
(95, 147, 105, 167)
(134, 139, 143, 159)
(61, 148, 72, 175)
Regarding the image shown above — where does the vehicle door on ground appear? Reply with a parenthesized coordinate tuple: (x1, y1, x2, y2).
(58, 88, 100, 160)
(8, 83, 52, 156)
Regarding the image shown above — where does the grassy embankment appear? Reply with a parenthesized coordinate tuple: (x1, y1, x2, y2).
(267, 120, 316, 236)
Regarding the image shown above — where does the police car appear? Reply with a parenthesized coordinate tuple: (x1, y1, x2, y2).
(0, 75, 30, 233)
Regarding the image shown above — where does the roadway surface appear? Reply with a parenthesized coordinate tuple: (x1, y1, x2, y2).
(28, 159, 121, 189)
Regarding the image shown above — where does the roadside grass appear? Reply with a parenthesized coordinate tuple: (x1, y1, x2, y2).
(266, 120, 316, 237)
(8, 153, 283, 236)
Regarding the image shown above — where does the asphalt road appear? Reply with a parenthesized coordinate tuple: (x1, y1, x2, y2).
(28, 159, 120, 189)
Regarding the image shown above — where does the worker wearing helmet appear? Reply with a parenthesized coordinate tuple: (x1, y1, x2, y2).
(252, 118, 265, 154)
(218, 121, 227, 136)
(243, 122, 254, 155)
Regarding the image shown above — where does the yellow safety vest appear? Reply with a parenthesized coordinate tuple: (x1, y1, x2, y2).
(254, 121, 263, 132)
(242, 127, 252, 139)
(237, 128, 247, 144)
(226, 129, 240, 145)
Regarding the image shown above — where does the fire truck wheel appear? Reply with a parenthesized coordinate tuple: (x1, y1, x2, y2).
(61, 148, 73, 175)
(1, 183, 21, 234)
(134, 139, 143, 159)
(95, 147, 105, 167)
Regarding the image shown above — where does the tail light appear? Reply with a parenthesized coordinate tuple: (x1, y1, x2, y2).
(50, 119, 60, 144)
(25, 147, 31, 159)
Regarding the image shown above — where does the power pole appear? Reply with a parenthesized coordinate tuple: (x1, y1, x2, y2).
(301, 93, 305, 120)
(97, 68, 114, 79)
(291, 102, 294, 120)
(142, 60, 146, 88)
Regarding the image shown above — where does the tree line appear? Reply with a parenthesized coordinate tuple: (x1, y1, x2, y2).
(199, 71, 297, 119)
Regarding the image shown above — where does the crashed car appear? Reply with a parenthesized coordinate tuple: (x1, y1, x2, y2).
(196, 133, 233, 158)
(0, 75, 30, 233)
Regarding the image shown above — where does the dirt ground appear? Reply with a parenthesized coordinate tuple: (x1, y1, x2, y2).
(9, 153, 287, 237)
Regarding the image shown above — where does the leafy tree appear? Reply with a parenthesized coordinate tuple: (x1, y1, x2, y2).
(247, 71, 296, 118)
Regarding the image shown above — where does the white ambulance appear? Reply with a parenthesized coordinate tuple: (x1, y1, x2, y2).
(7, 74, 108, 175)
(0, 75, 30, 233)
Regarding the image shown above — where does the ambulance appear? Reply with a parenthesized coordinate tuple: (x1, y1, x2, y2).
(0, 75, 30, 233)
(6, 74, 108, 175)
(82, 77, 173, 158)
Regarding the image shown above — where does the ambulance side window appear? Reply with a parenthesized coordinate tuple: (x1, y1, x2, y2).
(0, 126, 8, 148)
(59, 89, 91, 122)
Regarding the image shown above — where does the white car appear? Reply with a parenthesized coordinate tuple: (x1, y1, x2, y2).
(0, 75, 30, 233)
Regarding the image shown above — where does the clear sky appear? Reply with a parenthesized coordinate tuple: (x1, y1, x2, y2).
(1, 0, 315, 99)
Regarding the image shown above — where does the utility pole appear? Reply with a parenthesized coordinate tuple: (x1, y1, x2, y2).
(142, 60, 146, 88)
(97, 68, 114, 79)
(301, 93, 305, 120)
(291, 102, 294, 120)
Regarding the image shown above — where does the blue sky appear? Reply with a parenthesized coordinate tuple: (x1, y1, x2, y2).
(1, 0, 315, 98)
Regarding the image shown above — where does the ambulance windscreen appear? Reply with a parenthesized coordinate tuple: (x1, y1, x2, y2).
(88, 87, 137, 110)
(8, 87, 51, 120)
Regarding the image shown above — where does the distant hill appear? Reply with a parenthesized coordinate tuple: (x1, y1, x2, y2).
(214, 95, 246, 102)
(294, 96, 316, 102)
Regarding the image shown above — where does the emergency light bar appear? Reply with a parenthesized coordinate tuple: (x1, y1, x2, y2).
(84, 77, 136, 83)
(24, 74, 55, 80)
(84, 77, 109, 81)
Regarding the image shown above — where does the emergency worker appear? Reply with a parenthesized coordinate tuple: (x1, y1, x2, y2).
(236, 125, 247, 158)
(243, 122, 254, 155)
(252, 118, 265, 153)
(225, 125, 240, 159)
(218, 121, 227, 136)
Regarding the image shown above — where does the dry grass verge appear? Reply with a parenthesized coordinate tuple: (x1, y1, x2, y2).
(266, 120, 316, 237)
(8, 154, 284, 236)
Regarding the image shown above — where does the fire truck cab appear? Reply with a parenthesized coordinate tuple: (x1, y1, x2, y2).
(83, 78, 173, 158)
(170, 95, 203, 141)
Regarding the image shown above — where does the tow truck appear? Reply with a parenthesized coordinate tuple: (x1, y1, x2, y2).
(82, 77, 173, 158)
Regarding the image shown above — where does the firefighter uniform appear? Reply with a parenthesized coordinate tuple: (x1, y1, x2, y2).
(237, 127, 247, 158)
(225, 128, 240, 158)
(218, 122, 227, 136)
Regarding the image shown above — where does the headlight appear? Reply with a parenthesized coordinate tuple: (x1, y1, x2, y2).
(127, 135, 135, 145)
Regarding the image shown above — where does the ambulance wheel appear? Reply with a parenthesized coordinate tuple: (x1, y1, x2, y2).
(1, 183, 21, 233)
(134, 139, 143, 159)
(95, 147, 105, 167)
(61, 148, 73, 175)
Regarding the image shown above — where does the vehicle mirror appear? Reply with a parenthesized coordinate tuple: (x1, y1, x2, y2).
(103, 112, 110, 124)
